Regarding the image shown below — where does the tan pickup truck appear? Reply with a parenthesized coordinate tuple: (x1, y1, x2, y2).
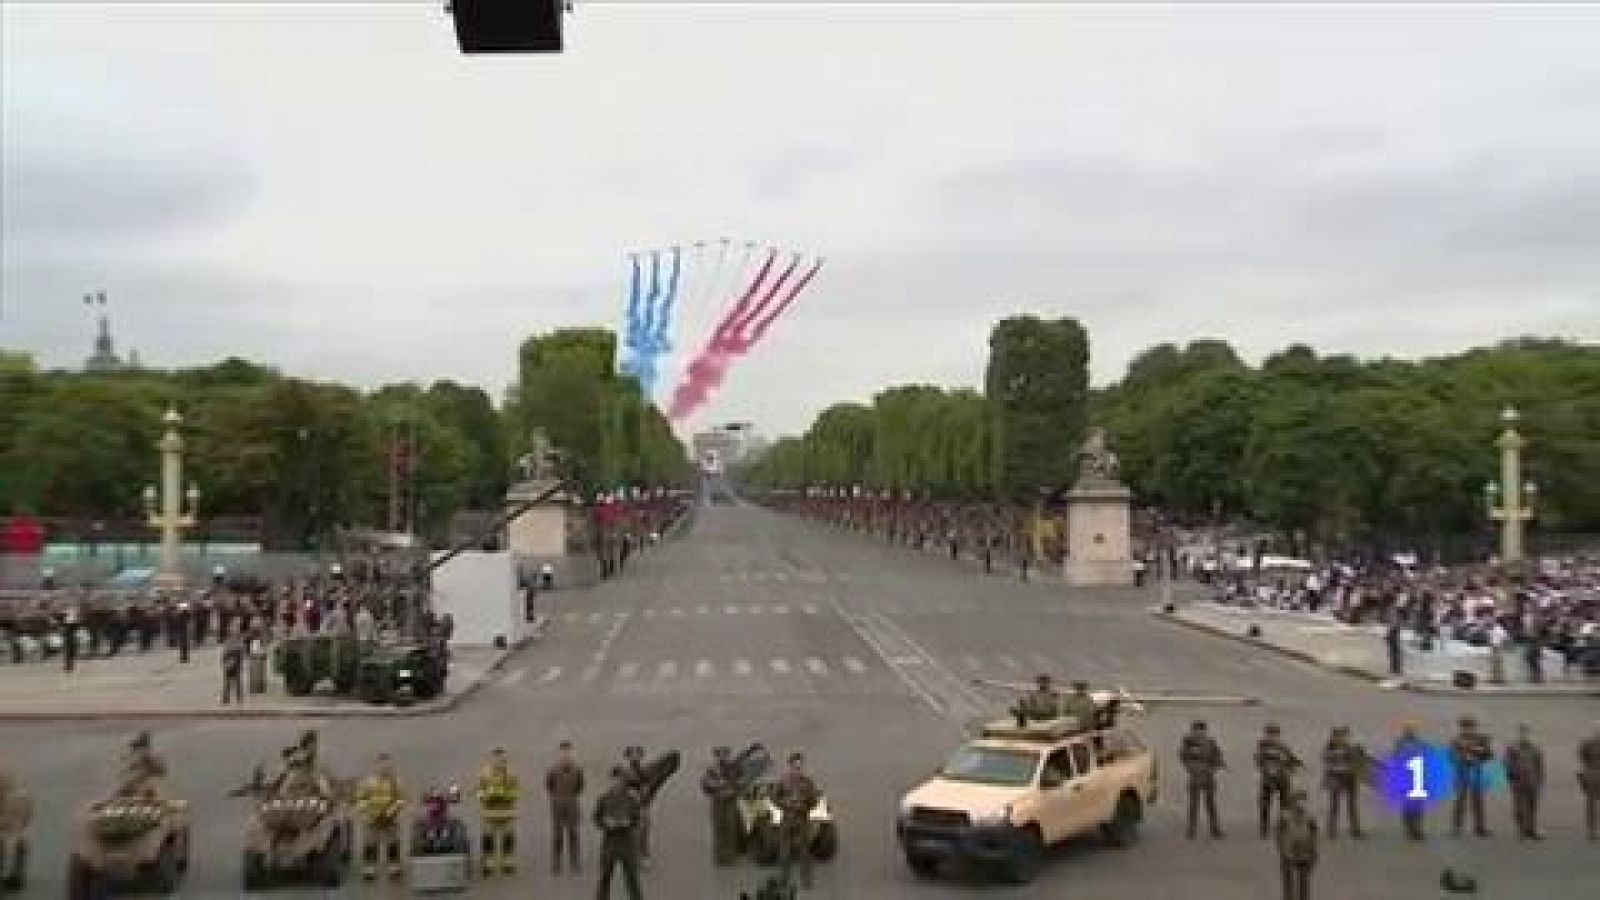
(895, 717, 1157, 884)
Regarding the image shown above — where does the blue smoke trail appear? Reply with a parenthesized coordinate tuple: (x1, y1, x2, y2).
(619, 253, 645, 377)
(632, 246, 681, 399)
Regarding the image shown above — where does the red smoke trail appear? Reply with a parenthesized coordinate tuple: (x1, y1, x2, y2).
(667, 252, 824, 421)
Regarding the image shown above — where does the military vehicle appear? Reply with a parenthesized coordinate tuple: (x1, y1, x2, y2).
(0, 772, 31, 893)
(238, 768, 356, 889)
(895, 715, 1157, 884)
(356, 639, 448, 705)
(66, 793, 192, 897)
(733, 747, 837, 867)
(274, 633, 370, 696)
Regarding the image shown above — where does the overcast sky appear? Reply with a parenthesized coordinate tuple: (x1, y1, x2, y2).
(3, 3, 1598, 438)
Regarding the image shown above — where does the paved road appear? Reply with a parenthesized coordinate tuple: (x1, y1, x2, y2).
(5, 503, 1595, 898)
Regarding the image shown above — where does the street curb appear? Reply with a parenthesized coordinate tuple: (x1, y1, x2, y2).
(1151, 609, 1600, 698)
(0, 639, 529, 724)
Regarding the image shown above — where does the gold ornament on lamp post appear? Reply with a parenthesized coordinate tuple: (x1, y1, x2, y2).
(1485, 405, 1537, 571)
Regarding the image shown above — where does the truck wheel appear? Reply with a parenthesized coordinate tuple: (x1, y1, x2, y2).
(904, 852, 939, 879)
(243, 852, 268, 890)
(810, 822, 838, 860)
(996, 827, 1042, 885)
(1101, 793, 1142, 847)
(285, 674, 313, 696)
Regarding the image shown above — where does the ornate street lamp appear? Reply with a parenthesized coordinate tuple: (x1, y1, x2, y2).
(145, 407, 200, 590)
(1485, 405, 1536, 569)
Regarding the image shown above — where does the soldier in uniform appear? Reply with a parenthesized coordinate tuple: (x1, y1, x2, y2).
(118, 731, 167, 800)
(1015, 674, 1061, 722)
(355, 752, 406, 880)
(1275, 789, 1318, 900)
(1059, 680, 1097, 730)
(774, 752, 821, 890)
(700, 746, 744, 866)
(1580, 724, 1600, 841)
(476, 746, 521, 875)
(622, 746, 653, 865)
(1393, 723, 1428, 841)
(1255, 724, 1302, 838)
(546, 740, 585, 873)
(1449, 717, 1493, 837)
(1503, 724, 1545, 840)
(594, 766, 644, 900)
(1179, 720, 1225, 839)
(1320, 726, 1365, 839)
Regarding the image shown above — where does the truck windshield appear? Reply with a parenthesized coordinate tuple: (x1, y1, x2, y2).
(939, 746, 1039, 787)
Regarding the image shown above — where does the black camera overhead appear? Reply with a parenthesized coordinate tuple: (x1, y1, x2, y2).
(449, 0, 567, 54)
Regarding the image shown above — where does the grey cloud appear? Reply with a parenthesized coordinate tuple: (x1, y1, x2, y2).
(2, 154, 256, 245)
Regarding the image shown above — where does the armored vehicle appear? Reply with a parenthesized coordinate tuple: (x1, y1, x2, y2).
(896, 715, 1157, 884)
(356, 639, 448, 705)
(274, 633, 370, 696)
(238, 765, 356, 889)
(67, 794, 192, 897)
(0, 772, 31, 893)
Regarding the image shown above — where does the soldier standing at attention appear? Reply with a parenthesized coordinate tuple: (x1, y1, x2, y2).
(476, 746, 521, 875)
(1255, 724, 1302, 838)
(1016, 675, 1062, 722)
(1580, 724, 1600, 841)
(356, 753, 406, 880)
(1503, 724, 1545, 840)
(622, 746, 653, 865)
(220, 632, 244, 705)
(1180, 720, 1226, 839)
(1449, 717, 1494, 837)
(594, 766, 644, 900)
(1059, 680, 1097, 731)
(546, 740, 585, 874)
(1393, 723, 1428, 840)
(774, 752, 821, 891)
(1275, 790, 1318, 900)
(700, 746, 743, 866)
(1320, 726, 1365, 839)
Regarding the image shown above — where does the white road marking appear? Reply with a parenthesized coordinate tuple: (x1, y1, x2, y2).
(695, 659, 714, 678)
(805, 657, 828, 676)
(658, 661, 678, 679)
(770, 658, 791, 675)
(772, 604, 790, 615)
(774, 572, 789, 582)
(961, 655, 983, 671)
(734, 659, 753, 676)
(643, 609, 657, 619)
(801, 604, 819, 615)
(724, 604, 739, 615)
(696, 605, 710, 615)
(539, 666, 563, 684)
(502, 667, 527, 686)
(668, 607, 685, 617)
(998, 655, 1022, 671)
(561, 613, 580, 624)
(843, 657, 867, 674)
(587, 612, 605, 624)
(752, 572, 769, 582)
(618, 662, 640, 679)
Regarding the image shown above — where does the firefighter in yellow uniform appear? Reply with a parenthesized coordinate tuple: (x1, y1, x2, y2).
(476, 746, 521, 876)
(356, 753, 407, 880)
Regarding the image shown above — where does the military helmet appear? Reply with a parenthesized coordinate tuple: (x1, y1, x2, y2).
(1264, 723, 1281, 735)
(1191, 720, 1208, 731)
(1459, 716, 1477, 728)
(130, 731, 152, 749)
(1332, 725, 1350, 736)
(625, 745, 643, 759)
(713, 746, 731, 758)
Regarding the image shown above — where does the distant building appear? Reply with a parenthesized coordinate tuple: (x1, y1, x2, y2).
(692, 422, 760, 472)
(83, 291, 126, 372)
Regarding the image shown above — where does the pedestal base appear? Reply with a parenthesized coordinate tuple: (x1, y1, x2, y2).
(1062, 558, 1137, 587)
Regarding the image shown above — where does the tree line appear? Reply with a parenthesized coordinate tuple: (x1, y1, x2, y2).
(0, 330, 690, 550)
(739, 320, 1600, 547)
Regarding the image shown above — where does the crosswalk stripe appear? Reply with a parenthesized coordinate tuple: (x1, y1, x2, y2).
(695, 659, 714, 677)
(961, 654, 983, 671)
(561, 613, 580, 624)
(843, 656, 867, 674)
(753, 572, 768, 581)
(770, 658, 791, 675)
(669, 608, 685, 617)
(618, 662, 639, 679)
(734, 659, 753, 676)
(805, 657, 828, 676)
(658, 661, 678, 678)
(643, 609, 657, 619)
(772, 604, 789, 615)
(748, 605, 765, 614)
(539, 666, 563, 683)
(502, 667, 527, 686)
(801, 604, 819, 615)
(696, 605, 710, 615)
(998, 655, 1022, 672)
(775, 572, 789, 582)
(587, 612, 604, 624)
(724, 604, 739, 615)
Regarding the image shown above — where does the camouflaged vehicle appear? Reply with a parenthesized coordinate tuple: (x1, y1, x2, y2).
(0, 772, 31, 893)
(355, 638, 448, 704)
(274, 633, 371, 696)
(67, 794, 192, 898)
(733, 747, 838, 867)
(241, 777, 356, 890)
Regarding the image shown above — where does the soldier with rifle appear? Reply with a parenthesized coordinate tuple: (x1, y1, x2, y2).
(1321, 726, 1366, 839)
(1255, 724, 1303, 839)
(356, 753, 407, 880)
(701, 746, 744, 866)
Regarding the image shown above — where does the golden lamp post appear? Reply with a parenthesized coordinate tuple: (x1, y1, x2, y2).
(143, 407, 201, 591)
(1484, 405, 1537, 569)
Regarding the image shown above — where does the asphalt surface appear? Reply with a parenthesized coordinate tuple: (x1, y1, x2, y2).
(4, 502, 1596, 899)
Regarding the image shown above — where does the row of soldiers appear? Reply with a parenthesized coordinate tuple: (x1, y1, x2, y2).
(1177, 716, 1600, 843)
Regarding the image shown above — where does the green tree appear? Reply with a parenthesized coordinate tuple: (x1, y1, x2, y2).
(984, 315, 1089, 498)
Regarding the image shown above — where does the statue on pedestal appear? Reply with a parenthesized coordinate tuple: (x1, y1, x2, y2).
(1075, 427, 1121, 486)
(514, 430, 564, 485)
